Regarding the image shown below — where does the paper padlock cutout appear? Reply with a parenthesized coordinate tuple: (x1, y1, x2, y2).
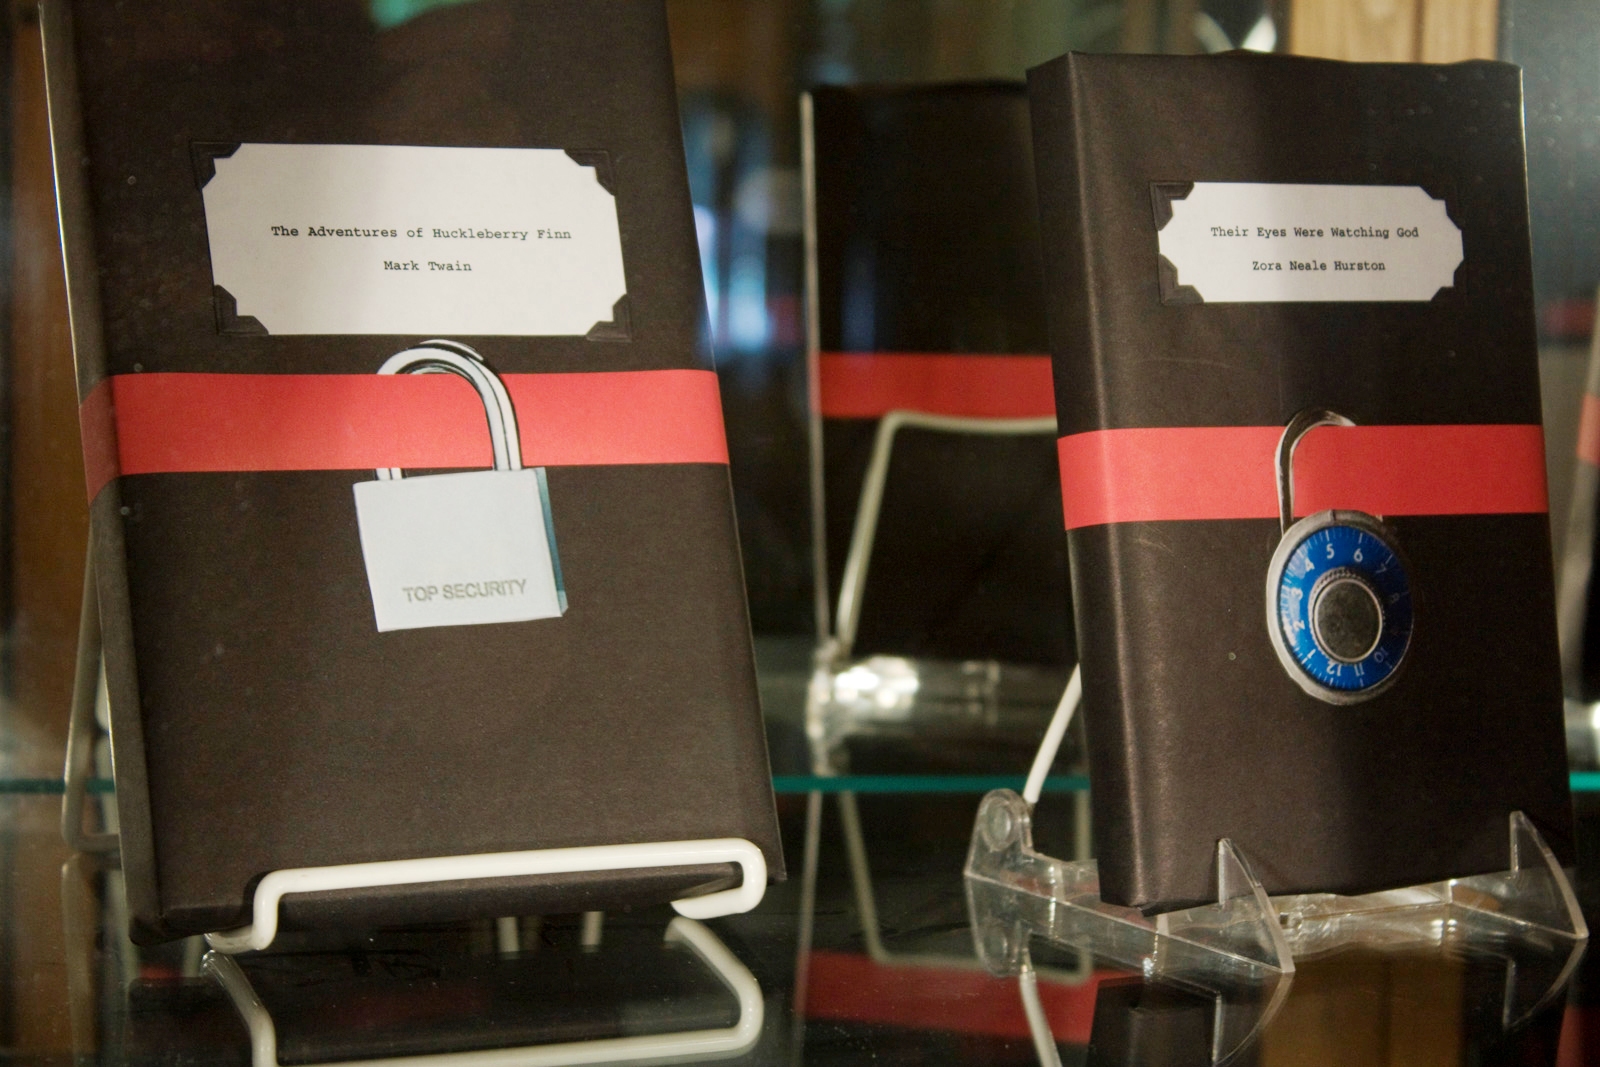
(353, 340, 568, 632)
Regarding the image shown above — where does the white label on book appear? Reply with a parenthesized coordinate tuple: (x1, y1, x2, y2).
(200, 144, 628, 335)
(1155, 183, 1463, 303)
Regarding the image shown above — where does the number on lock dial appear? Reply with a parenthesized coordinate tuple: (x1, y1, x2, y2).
(1276, 524, 1412, 693)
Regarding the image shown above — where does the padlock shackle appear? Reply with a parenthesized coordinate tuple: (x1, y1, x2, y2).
(1276, 407, 1355, 534)
(374, 341, 523, 480)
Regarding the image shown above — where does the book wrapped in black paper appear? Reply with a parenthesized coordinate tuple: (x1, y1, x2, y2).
(1027, 51, 1573, 913)
(805, 83, 1073, 672)
(46, 0, 781, 943)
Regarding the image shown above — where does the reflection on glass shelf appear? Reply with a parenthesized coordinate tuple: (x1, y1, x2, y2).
(61, 854, 765, 1067)
(758, 635, 1082, 779)
(1040, 948, 1576, 1067)
(24, 782, 1600, 1063)
(809, 655, 1068, 756)
(200, 917, 762, 1067)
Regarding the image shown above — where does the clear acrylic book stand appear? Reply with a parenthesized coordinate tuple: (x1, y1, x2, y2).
(63, 547, 768, 952)
(966, 667, 1589, 986)
(977, 866, 1586, 1067)
(968, 877, 1291, 1067)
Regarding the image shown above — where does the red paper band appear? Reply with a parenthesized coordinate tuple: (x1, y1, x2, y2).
(818, 352, 1054, 419)
(80, 369, 729, 502)
(1058, 423, 1548, 529)
(1578, 394, 1600, 467)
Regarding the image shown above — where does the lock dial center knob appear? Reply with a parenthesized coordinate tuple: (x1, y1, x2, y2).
(1308, 569, 1383, 663)
(1266, 511, 1413, 704)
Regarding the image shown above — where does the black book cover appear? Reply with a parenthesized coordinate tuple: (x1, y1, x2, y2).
(805, 83, 1072, 668)
(1029, 52, 1572, 911)
(46, 0, 781, 942)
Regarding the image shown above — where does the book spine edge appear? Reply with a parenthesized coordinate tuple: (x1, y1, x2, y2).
(41, 0, 168, 941)
(1028, 56, 1143, 901)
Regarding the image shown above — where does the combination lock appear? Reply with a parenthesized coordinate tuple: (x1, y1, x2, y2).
(1264, 409, 1414, 704)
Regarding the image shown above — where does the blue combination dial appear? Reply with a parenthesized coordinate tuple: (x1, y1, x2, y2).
(1270, 512, 1412, 701)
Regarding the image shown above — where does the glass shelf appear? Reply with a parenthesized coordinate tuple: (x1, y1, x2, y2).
(7, 771, 1600, 797)
(8, 786, 1591, 1065)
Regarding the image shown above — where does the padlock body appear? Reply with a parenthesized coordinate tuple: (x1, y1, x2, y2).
(353, 467, 565, 632)
(1265, 509, 1413, 704)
